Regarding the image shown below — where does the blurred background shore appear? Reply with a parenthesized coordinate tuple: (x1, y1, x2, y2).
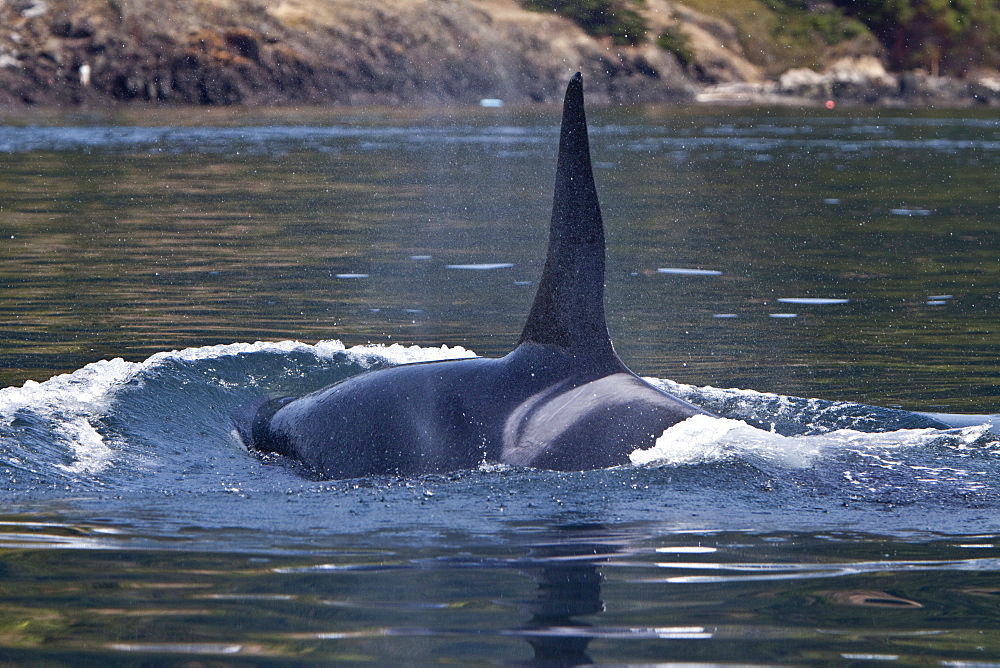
(1, 0, 999, 108)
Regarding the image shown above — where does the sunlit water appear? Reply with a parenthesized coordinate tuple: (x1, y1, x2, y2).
(1, 105, 999, 664)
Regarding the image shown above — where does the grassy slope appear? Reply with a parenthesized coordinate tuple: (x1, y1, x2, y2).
(670, 0, 883, 77)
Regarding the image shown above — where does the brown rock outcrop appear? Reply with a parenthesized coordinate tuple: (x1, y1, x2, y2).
(0, 0, 696, 106)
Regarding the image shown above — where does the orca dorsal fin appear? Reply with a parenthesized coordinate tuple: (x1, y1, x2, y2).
(518, 73, 616, 357)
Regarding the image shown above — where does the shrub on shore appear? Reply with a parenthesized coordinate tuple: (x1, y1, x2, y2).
(831, 0, 1000, 76)
(520, 0, 649, 46)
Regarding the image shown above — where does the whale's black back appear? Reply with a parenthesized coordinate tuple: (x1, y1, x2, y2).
(244, 73, 708, 479)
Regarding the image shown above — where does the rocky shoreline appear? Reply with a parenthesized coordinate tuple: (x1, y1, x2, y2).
(700, 56, 1000, 108)
(1, 0, 998, 109)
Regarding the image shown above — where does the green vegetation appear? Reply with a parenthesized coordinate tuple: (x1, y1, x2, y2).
(521, 0, 649, 46)
(831, 0, 1000, 75)
(656, 27, 695, 66)
(682, 0, 1000, 76)
(667, 0, 882, 74)
(763, 0, 870, 46)
(521, 0, 1000, 79)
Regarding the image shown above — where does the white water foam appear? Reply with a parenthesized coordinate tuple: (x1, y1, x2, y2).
(630, 414, 994, 469)
(645, 376, 869, 433)
(5, 340, 990, 476)
(0, 340, 477, 474)
(630, 415, 821, 468)
(0, 340, 475, 424)
(54, 418, 115, 475)
(140, 339, 476, 369)
(0, 358, 139, 476)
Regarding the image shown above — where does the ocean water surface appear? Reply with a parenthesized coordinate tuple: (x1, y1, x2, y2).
(1, 103, 999, 664)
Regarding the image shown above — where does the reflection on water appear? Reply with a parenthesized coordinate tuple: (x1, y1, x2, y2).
(0, 105, 997, 411)
(2, 520, 1000, 664)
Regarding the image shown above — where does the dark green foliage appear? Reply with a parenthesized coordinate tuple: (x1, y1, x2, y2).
(831, 0, 1000, 74)
(657, 27, 695, 66)
(521, 0, 649, 46)
(763, 0, 870, 46)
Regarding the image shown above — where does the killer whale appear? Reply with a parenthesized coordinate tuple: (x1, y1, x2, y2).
(242, 73, 710, 479)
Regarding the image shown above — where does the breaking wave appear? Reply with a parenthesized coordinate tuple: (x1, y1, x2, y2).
(1, 340, 997, 513)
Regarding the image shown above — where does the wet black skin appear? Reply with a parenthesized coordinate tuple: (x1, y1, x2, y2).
(244, 73, 709, 479)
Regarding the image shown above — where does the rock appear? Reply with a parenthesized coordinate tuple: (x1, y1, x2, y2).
(770, 55, 991, 106)
(778, 67, 826, 97)
(0, 0, 697, 106)
(778, 56, 898, 102)
(897, 71, 973, 106)
(827, 55, 891, 81)
(0, 0, 994, 108)
(666, 2, 762, 84)
(824, 56, 897, 102)
(701, 55, 994, 107)
(968, 71, 1000, 106)
(694, 81, 782, 105)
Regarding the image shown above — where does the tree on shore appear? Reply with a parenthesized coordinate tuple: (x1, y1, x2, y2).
(521, 0, 648, 46)
(833, 0, 1000, 75)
